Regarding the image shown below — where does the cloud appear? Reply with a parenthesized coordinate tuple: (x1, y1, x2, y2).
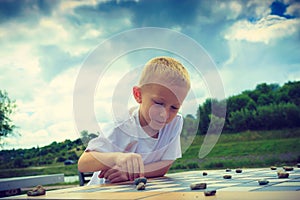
(224, 15, 300, 44)
(1, 0, 300, 150)
(3, 121, 78, 149)
(8, 66, 80, 147)
(0, 0, 59, 24)
(286, 1, 300, 17)
(270, 0, 295, 18)
(66, 0, 133, 35)
(37, 45, 83, 81)
(0, 48, 43, 102)
(221, 25, 300, 97)
(131, 0, 200, 27)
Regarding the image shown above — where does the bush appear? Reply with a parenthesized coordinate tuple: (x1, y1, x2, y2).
(187, 162, 199, 169)
(170, 163, 187, 170)
(57, 156, 65, 162)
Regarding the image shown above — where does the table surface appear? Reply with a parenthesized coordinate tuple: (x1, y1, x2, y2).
(0, 174, 64, 191)
(7, 166, 300, 200)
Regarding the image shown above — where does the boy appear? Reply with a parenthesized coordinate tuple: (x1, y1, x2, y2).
(78, 57, 191, 184)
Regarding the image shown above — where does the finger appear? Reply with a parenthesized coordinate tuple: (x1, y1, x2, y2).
(107, 170, 121, 181)
(138, 156, 144, 178)
(133, 157, 140, 180)
(105, 166, 121, 181)
(104, 168, 117, 179)
(110, 172, 129, 183)
(109, 177, 121, 183)
(110, 176, 124, 183)
(127, 159, 133, 181)
(98, 170, 107, 178)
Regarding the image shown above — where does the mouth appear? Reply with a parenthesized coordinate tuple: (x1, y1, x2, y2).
(155, 120, 166, 125)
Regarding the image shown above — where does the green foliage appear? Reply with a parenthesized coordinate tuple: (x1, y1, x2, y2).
(181, 114, 198, 139)
(227, 94, 252, 113)
(227, 102, 300, 131)
(0, 138, 85, 170)
(1, 81, 300, 176)
(170, 129, 300, 172)
(80, 130, 98, 145)
(0, 90, 17, 146)
(0, 163, 78, 178)
(1, 129, 300, 178)
(0, 130, 99, 171)
(196, 81, 300, 134)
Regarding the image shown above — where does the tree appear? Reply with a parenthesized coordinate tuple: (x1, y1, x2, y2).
(197, 99, 211, 135)
(0, 90, 17, 146)
(182, 114, 198, 139)
(227, 94, 252, 113)
(80, 130, 97, 145)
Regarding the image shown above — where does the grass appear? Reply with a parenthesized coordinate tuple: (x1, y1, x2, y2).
(0, 163, 78, 178)
(1, 129, 300, 178)
(169, 129, 300, 172)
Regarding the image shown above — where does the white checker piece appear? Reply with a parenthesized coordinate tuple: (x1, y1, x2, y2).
(273, 182, 300, 187)
(218, 186, 262, 192)
(146, 183, 186, 192)
(147, 183, 181, 189)
(96, 185, 134, 192)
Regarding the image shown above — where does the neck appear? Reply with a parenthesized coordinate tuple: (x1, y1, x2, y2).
(142, 126, 159, 139)
(138, 110, 159, 138)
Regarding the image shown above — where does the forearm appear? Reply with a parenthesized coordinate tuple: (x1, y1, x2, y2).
(96, 159, 173, 183)
(144, 160, 173, 178)
(78, 151, 121, 172)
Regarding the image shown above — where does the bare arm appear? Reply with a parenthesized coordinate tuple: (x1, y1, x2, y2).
(78, 150, 144, 179)
(144, 160, 173, 178)
(100, 160, 174, 183)
(78, 151, 120, 172)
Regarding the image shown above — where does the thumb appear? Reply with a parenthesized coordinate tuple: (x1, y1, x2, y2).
(98, 170, 106, 178)
(123, 141, 137, 152)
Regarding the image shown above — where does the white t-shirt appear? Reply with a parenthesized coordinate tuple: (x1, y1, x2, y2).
(85, 107, 183, 185)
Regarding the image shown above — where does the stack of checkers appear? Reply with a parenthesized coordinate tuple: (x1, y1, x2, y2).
(134, 177, 147, 190)
(190, 182, 216, 196)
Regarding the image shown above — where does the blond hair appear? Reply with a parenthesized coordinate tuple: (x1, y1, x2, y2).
(138, 57, 191, 89)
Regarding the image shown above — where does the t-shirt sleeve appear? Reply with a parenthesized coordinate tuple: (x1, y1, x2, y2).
(85, 122, 134, 153)
(85, 131, 116, 152)
(160, 114, 183, 161)
(85, 123, 122, 152)
(160, 134, 182, 160)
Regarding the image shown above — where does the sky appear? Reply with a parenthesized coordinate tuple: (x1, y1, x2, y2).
(0, 0, 299, 150)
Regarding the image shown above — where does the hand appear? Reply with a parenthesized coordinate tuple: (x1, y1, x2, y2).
(115, 152, 144, 181)
(98, 165, 129, 183)
(98, 141, 144, 183)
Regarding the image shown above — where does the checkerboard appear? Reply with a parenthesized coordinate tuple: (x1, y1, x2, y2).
(74, 166, 300, 193)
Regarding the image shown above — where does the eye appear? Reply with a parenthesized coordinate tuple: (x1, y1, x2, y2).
(171, 106, 179, 110)
(153, 100, 163, 105)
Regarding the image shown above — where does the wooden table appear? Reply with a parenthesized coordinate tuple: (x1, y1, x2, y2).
(6, 186, 300, 200)
(6, 168, 300, 199)
(0, 174, 64, 197)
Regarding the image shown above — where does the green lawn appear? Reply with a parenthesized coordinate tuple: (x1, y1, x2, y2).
(1, 129, 300, 178)
(170, 129, 300, 172)
(0, 163, 78, 178)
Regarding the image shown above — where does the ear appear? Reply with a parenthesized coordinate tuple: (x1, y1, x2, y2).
(133, 86, 142, 104)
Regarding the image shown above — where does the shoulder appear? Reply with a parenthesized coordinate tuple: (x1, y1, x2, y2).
(170, 113, 184, 125)
(101, 107, 139, 137)
(161, 113, 183, 135)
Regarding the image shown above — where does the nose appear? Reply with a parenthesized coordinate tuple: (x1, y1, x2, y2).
(159, 107, 169, 122)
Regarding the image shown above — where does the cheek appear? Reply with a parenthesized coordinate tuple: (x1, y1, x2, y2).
(166, 111, 178, 122)
(148, 104, 163, 119)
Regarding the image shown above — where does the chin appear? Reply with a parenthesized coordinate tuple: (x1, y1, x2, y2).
(150, 122, 165, 131)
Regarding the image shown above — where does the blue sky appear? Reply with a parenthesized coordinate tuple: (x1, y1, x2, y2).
(0, 0, 299, 149)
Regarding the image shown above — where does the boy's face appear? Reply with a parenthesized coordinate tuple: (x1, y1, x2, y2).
(133, 83, 189, 135)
